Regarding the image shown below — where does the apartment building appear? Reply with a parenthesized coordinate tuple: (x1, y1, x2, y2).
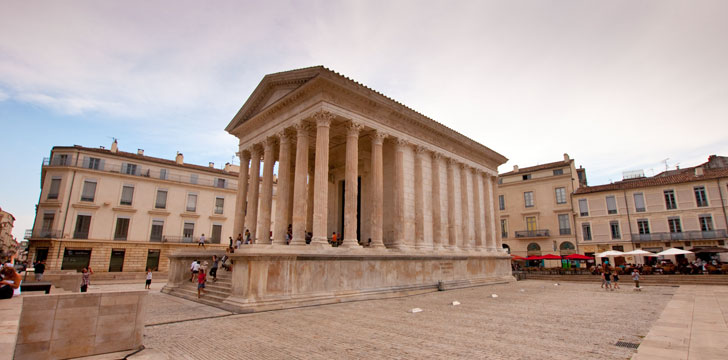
(26, 141, 242, 273)
(496, 154, 587, 257)
(574, 156, 728, 264)
(0, 207, 18, 258)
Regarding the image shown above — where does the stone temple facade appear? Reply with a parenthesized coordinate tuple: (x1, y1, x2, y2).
(164, 66, 513, 312)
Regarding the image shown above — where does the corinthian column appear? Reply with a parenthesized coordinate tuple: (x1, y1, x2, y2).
(431, 153, 443, 250)
(342, 121, 362, 248)
(489, 174, 503, 251)
(460, 164, 472, 250)
(446, 158, 458, 250)
(257, 138, 276, 244)
(233, 149, 251, 238)
(391, 138, 409, 250)
(245, 145, 262, 243)
(486, 174, 498, 251)
(273, 130, 292, 245)
(369, 131, 386, 249)
(414, 146, 427, 250)
(311, 110, 334, 246)
(472, 168, 483, 250)
(290, 122, 310, 246)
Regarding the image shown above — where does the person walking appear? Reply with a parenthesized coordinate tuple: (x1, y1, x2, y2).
(210, 255, 219, 282)
(603, 270, 612, 291)
(145, 268, 153, 289)
(632, 269, 641, 291)
(80, 266, 93, 292)
(244, 230, 251, 245)
(189, 259, 198, 282)
(612, 270, 620, 289)
(34, 260, 46, 281)
(600, 269, 606, 288)
(197, 267, 207, 298)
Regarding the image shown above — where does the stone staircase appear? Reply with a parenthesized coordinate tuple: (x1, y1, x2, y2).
(165, 269, 238, 312)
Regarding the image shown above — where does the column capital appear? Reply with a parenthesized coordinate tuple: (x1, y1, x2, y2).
(236, 150, 251, 160)
(472, 167, 484, 176)
(346, 121, 363, 137)
(276, 129, 293, 144)
(313, 110, 335, 127)
(293, 121, 311, 136)
(447, 158, 460, 166)
(395, 138, 410, 149)
(459, 163, 470, 171)
(248, 144, 263, 156)
(415, 145, 429, 155)
(431, 152, 443, 161)
(372, 130, 387, 145)
(261, 137, 277, 151)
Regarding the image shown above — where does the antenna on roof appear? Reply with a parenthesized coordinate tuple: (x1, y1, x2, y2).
(231, 154, 237, 165)
(662, 158, 670, 172)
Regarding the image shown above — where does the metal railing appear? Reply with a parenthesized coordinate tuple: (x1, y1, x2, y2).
(514, 229, 550, 238)
(162, 235, 221, 244)
(27, 229, 62, 239)
(73, 231, 89, 239)
(631, 229, 727, 242)
(42, 157, 238, 190)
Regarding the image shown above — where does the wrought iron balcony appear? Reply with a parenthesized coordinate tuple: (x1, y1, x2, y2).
(631, 229, 727, 242)
(26, 229, 63, 239)
(514, 229, 550, 238)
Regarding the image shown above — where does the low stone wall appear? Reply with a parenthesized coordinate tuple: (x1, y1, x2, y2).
(14, 291, 146, 359)
(164, 247, 513, 312)
(26, 270, 82, 292)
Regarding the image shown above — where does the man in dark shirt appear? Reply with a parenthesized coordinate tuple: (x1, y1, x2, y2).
(34, 260, 46, 281)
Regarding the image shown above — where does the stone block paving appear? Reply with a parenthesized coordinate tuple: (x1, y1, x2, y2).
(140, 280, 674, 359)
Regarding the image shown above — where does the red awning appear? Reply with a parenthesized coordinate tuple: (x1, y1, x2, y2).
(564, 254, 594, 260)
(525, 255, 543, 260)
(510, 255, 528, 261)
(539, 254, 562, 260)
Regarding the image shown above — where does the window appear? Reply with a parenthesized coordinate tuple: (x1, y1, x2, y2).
(637, 219, 650, 234)
(668, 217, 682, 233)
(114, 217, 130, 240)
(500, 219, 508, 238)
(610, 221, 621, 239)
(41, 212, 55, 235)
(186, 193, 197, 212)
(155, 190, 167, 209)
(664, 190, 677, 210)
(578, 199, 589, 216)
(214, 197, 224, 214)
(190, 174, 198, 184)
(522, 174, 531, 181)
(606, 196, 617, 215)
(120, 185, 134, 205)
(582, 223, 592, 241)
(211, 224, 222, 244)
(555, 187, 566, 204)
(553, 169, 563, 176)
(47, 178, 61, 200)
(694, 186, 708, 207)
(123, 163, 138, 175)
(183, 222, 195, 241)
(216, 178, 226, 189)
(150, 220, 164, 242)
(526, 216, 537, 231)
(81, 180, 96, 202)
(498, 195, 505, 210)
(74, 214, 91, 239)
(159, 168, 168, 180)
(86, 157, 101, 170)
(558, 214, 571, 235)
(497, 178, 503, 185)
(699, 215, 714, 232)
(634, 193, 646, 212)
(524, 191, 534, 208)
(52, 154, 69, 166)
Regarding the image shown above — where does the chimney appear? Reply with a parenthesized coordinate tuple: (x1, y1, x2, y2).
(564, 153, 570, 161)
(110, 140, 118, 153)
(208, 162, 215, 168)
(176, 152, 184, 165)
(513, 165, 519, 172)
(137, 149, 144, 155)
(695, 167, 704, 177)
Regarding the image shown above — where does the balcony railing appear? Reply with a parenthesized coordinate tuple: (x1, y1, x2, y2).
(42, 157, 238, 190)
(73, 231, 89, 240)
(515, 229, 550, 238)
(631, 229, 727, 242)
(162, 236, 221, 244)
(26, 229, 63, 239)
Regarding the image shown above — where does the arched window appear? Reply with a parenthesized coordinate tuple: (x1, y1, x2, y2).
(559, 241, 576, 255)
(527, 243, 541, 255)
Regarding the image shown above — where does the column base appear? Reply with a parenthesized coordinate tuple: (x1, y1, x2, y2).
(309, 236, 329, 246)
(340, 239, 362, 248)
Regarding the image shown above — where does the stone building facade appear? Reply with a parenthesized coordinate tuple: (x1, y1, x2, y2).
(574, 156, 728, 263)
(26, 142, 245, 272)
(496, 154, 586, 258)
(0, 207, 18, 258)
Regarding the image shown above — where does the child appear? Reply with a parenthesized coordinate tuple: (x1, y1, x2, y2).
(145, 268, 153, 289)
(632, 269, 641, 291)
(612, 270, 620, 289)
(197, 268, 207, 298)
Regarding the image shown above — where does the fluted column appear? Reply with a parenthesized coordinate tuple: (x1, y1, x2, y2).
(287, 156, 295, 228)
(414, 146, 427, 250)
(460, 164, 472, 250)
(311, 111, 334, 246)
(391, 138, 409, 250)
(431, 153, 443, 250)
(245, 146, 262, 243)
(446, 159, 458, 250)
(369, 131, 386, 249)
(306, 164, 314, 233)
(233, 150, 251, 238)
(342, 122, 362, 248)
(489, 174, 503, 251)
(273, 131, 292, 245)
(257, 138, 276, 244)
(472, 169, 483, 250)
(290, 122, 310, 246)
(486, 174, 498, 250)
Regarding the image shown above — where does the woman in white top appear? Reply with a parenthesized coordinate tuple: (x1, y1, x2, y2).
(0, 266, 21, 299)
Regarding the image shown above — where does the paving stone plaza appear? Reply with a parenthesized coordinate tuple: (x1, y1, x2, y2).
(81, 280, 702, 359)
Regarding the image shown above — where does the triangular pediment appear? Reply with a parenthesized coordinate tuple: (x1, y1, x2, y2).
(225, 66, 325, 133)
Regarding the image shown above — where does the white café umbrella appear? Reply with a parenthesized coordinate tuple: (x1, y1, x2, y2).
(623, 249, 657, 265)
(596, 250, 625, 257)
(656, 248, 694, 256)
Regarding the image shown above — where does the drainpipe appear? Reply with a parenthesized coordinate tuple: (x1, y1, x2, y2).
(623, 189, 634, 250)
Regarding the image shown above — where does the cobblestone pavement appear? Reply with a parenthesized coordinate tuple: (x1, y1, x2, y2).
(140, 280, 675, 359)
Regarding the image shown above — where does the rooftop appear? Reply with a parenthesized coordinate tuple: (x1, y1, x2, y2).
(575, 166, 728, 194)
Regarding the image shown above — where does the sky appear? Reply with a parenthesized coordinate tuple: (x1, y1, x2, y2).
(1, 1, 727, 242)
